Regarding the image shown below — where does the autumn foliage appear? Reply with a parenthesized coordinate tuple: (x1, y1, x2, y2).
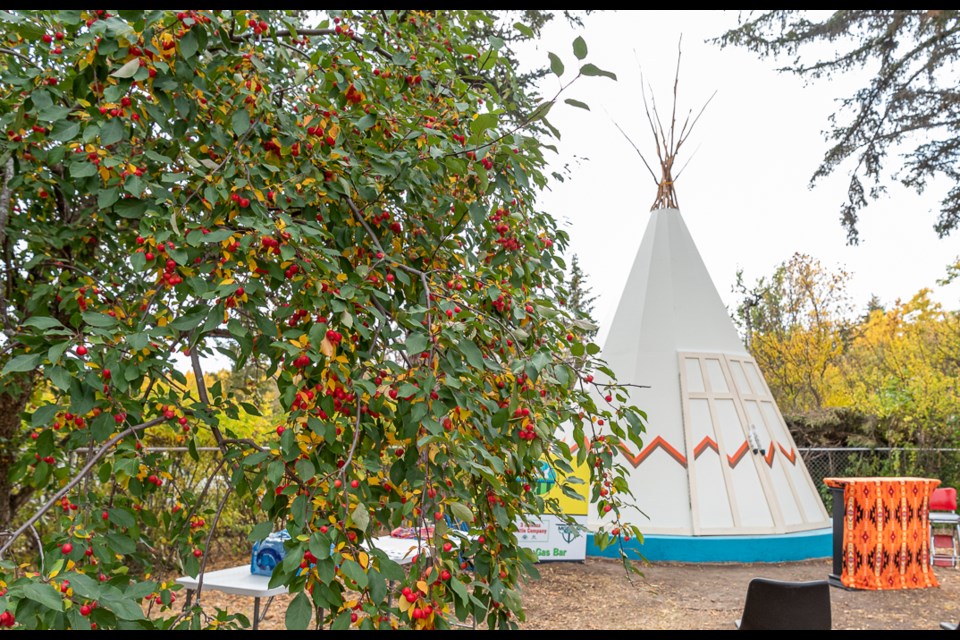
(736, 253, 960, 450)
(0, 9, 643, 630)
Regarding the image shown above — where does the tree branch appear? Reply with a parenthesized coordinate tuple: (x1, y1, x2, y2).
(0, 157, 14, 334)
(190, 350, 229, 455)
(192, 484, 235, 606)
(230, 28, 392, 60)
(0, 47, 39, 68)
(0, 416, 167, 559)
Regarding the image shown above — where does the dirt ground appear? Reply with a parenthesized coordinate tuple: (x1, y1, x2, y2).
(184, 555, 960, 630)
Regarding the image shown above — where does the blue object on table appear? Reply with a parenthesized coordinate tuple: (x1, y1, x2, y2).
(251, 529, 290, 576)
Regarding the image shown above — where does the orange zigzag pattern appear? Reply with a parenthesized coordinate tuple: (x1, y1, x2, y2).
(764, 446, 776, 467)
(778, 443, 797, 464)
(693, 436, 719, 459)
(572, 436, 798, 470)
(727, 441, 749, 468)
(626, 436, 687, 468)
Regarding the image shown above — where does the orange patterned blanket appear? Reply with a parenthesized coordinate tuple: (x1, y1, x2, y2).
(825, 477, 939, 590)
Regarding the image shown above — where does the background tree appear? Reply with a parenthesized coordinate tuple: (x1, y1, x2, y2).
(840, 290, 960, 448)
(717, 11, 960, 244)
(735, 256, 960, 452)
(0, 9, 643, 630)
(733, 253, 853, 414)
(565, 253, 598, 340)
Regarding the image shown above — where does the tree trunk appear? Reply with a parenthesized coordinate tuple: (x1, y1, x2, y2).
(0, 385, 32, 530)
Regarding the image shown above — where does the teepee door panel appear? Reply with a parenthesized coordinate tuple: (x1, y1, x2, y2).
(725, 355, 831, 530)
(712, 398, 776, 529)
(742, 399, 804, 526)
(680, 354, 777, 534)
(687, 397, 735, 530)
(758, 401, 827, 523)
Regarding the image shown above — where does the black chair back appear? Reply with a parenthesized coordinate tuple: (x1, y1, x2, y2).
(737, 578, 831, 630)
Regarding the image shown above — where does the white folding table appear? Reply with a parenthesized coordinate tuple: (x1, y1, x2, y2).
(175, 536, 430, 629)
(176, 565, 288, 630)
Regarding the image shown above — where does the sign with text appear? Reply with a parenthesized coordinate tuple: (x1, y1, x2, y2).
(517, 514, 587, 562)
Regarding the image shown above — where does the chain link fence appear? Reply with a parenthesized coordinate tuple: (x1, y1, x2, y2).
(800, 447, 960, 510)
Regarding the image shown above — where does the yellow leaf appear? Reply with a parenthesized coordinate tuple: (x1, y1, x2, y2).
(320, 338, 335, 357)
(291, 334, 309, 348)
(417, 580, 429, 595)
(399, 596, 412, 613)
(359, 551, 369, 569)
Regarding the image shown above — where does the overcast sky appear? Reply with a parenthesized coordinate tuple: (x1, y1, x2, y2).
(524, 10, 960, 343)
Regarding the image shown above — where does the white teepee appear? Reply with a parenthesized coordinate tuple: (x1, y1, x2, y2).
(589, 61, 830, 536)
(591, 207, 830, 535)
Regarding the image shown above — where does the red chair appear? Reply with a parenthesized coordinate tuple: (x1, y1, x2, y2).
(930, 487, 960, 568)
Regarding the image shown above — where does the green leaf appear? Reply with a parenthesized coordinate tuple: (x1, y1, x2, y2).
(369, 569, 387, 605)
(586, 342, 601, 355)
(23, 582, 64, 611)
(404, 333, 428, 356)
(50, 120, 80, 142)
(100, 118, 125, 146)
(180, 28, 199, 59)
(98, 187, 119, 209)
(350, 503, 369, 531)
(247, 521, 274, 543)
(339, 559, 368, 589)
(106, 507, 135, 529)
(38, 105, 72, 123)
(231, 109, 250, 136)
(240, 401, 262, 416)
(285, 591, 312, 630)
(458, 339, 484, 370)
(2, 353, 40, 374)
(573, 36, 588, 60)
(470, 112, 499, 136)
(448, 501, 473, 524)
(449, 577, 469, 604)
(356, 113, 376, 131)
(531, 351, 551, 374)
(579, 63, 617, 81)
(564, 98, 590, 111)
(548, 52, 564, 77)
(63, 572, 101, 600)
(514, 22, 534, 38)
(82, 311, 117, 328)
(70, 161, 98, 178)
(31, 404, 59, 427)
(111, 58, 140, 79)
(102, 595, 146, 620)
(170, 311, 206, 331)
(106, 533, 137, 555)
(207, 228, 236, 243)
(23, 316, 64, 330)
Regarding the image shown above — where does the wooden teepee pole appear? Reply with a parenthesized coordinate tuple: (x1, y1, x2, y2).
(612, 39, 715, 212)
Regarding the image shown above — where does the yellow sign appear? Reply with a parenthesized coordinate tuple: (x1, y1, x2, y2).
(536, 458, 589, 516)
